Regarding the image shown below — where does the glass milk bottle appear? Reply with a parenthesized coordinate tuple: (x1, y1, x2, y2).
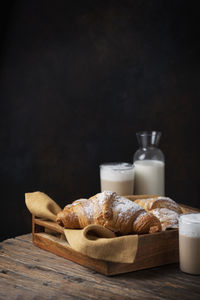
(133, 131, 165, 195)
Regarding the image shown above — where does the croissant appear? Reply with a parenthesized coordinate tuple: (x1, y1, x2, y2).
(150, 208, 179, 231)
(125, 195, 182, 231)
(56, 191, 161, 234)
(132, 196, 182, 214)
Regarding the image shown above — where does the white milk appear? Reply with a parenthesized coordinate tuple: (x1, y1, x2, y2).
(134, 160, 165, 195)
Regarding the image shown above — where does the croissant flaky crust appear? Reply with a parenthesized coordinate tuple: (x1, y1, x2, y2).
(125, 195, 182, 231)
(56, 191, 161, 234)
(133, 196, 183, 214)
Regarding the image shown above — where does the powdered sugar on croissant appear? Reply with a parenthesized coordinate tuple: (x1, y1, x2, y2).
(56, 191, 161, 234)
(134, 196, 182, 214)
(150, 208, 179, 231)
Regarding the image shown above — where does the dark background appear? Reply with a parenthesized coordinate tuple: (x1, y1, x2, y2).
(0, 0, 199, 241)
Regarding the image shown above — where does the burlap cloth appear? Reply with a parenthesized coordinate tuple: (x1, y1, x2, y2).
(25, 191, 138, 263)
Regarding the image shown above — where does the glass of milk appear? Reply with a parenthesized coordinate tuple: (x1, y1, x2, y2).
(133, 131, 165, 195)
(100, 162, 134, 196)
(179, 213, 200, 275)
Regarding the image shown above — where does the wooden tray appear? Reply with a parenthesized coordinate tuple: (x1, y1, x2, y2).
(32, 202, 200, 276)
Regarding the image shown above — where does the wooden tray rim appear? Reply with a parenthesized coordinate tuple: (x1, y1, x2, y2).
(31, 203, 200, 275)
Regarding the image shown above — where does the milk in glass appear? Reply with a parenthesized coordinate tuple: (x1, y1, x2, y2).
(179, 213, 200, 275)
(100, 163, 134, 196)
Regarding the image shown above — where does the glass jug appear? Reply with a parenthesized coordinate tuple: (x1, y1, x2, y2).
(133, 131, 165, 195)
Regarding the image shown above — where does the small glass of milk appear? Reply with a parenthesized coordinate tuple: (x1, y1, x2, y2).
(99, 162, 134, 196)
(179, 213, 200, 275)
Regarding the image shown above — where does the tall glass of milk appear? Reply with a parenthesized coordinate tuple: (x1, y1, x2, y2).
(133, 131, 165, 195)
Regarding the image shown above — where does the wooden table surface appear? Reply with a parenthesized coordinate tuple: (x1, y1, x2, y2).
(0, 234, 199, 300)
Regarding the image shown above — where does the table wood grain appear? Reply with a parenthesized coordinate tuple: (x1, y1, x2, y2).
(0, 234, 199, 300)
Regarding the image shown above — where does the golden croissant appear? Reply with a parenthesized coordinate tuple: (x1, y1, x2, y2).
(56, 191, 161, 234)
(133, 196, 182, 214)
(126, 195, 182, 231)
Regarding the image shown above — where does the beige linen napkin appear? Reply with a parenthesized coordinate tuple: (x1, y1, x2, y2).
(25, 191, 62, 221)
(64, 225, 138, 263)
(25, 191, 138, 263)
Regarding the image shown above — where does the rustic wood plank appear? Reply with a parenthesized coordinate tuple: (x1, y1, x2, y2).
(0, 236, 98, 279)
(0, 256, 117, 299)
(1, 234, 200, 300)
(0, 236, 151, 298)
(0, 238, 97, 283)
(0, 243, 149, 299)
